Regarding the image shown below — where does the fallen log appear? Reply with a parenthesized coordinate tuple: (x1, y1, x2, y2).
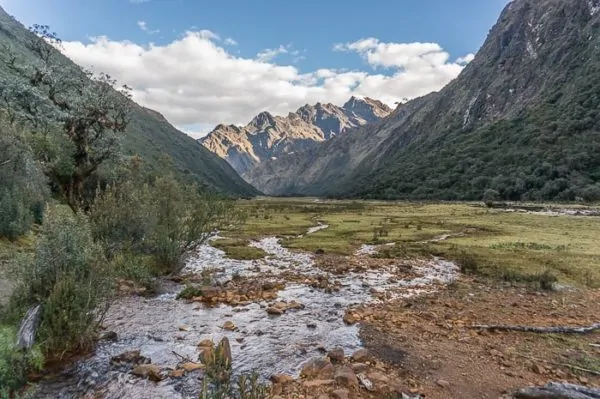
(469, 322, 600, 334)
(515, 382, 600, 399)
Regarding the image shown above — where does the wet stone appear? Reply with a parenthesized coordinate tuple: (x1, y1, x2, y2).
(327, 347, 345, 363)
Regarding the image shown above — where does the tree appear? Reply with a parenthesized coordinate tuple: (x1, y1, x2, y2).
(1, 25, 132, 211)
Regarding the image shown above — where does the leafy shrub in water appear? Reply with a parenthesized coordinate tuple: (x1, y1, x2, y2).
(9, 207, 112, 356)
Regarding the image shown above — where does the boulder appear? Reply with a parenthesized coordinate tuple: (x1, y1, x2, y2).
(132, 364, 163, 382)
(301, 357, 331, 379)
(270, 374, 294, 384)
(110, 349, 148, 365)
(351, 348, 371, 362)
(332, 389, 350, 399)
(223, 321, 236, 331)
(266, 307, 284, 315)
(334, 366, 359, 389)
(327, 347, 345, 363)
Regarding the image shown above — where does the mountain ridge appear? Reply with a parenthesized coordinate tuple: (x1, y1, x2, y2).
(247, 0, 600, 201)
(0, 6, 258, 197)
(200, 96, 392, 176)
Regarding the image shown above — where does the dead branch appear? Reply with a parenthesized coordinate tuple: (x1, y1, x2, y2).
(469, 322, 600, 334)
(515, 382, 600, 399)
(171, 350, 194, 364)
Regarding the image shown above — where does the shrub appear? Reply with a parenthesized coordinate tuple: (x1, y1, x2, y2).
(9, 207, 112, 357)
(0, 325, 44, 395)
(482, 189, 500, 208)
(0, 123, 48, 240)
(456, 251, 479, 274)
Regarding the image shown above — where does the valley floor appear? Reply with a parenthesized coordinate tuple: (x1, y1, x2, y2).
(31, 199, 600, 398)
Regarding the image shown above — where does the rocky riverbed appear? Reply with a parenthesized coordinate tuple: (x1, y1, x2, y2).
(33, 225, 459, 398)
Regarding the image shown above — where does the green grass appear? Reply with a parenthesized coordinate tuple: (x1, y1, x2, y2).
(222, 199, 600, 287)
(211, 238, 267, 260)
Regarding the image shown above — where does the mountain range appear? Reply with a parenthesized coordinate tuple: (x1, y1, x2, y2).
(242, 0, 600, 201)
(0, 6, 258, 197)
(200, 97, 392, 176)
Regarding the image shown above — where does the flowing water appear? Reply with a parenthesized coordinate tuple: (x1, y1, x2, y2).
(34, 226, 458, 399)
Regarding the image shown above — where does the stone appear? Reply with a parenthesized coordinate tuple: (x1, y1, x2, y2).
(351, 348, 371, 362)
(181, 362, 204, 372)
(357, 373, 374, 391)
(270, 374, 294, 384)
(110, 350, 148, 365)
(318, 363, 335, 379)
(178, 325, 191, 332)
(301, 357, 331, 379)
(327, 347, 345, 363)
(169, 369, 185, 378)
(351, 363, 368, 373)
(223, 321, 236, 331)
(334, 366, 359, 389)
(343, 313, 360, 325)
(99, 331, 118, 342)
(531, 363, 546, 375)
(132, 364, 163, 382)
(266, 307, 284, 315)
(307, 323, 317, 329)
(332, 389, 350, 399)
(302, 379, 335, 388)
(436, 379, 450, 388)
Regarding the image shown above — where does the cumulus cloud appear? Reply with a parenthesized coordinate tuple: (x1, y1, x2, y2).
(59, 33, 474, 138)
(456, 53, 475, 65)
(223, 37, 238, 46)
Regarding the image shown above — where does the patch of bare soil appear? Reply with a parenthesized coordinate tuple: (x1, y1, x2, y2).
(358, 280, 600, 398)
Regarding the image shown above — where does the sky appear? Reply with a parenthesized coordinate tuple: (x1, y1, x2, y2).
(1, 0, 509, 138)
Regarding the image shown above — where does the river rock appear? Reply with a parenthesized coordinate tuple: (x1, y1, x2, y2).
(132, 364, 163, 382)
(178, 325, 191, 332)
(351, 348, 371, 362)
(327, 347, 345, 363)
(357, 373, 374, 391)
(436, 379, 450, 388)
(334, 366, 359, 389)
(99, 331, 118, 342)
(169, 369, 185, 378)
(301, 357, 331, 379)
(332, 389, 350, 399)
(303, 379, 335, 388)
(110, 349, 149, 365)
(223, 321, 236, 331)
(343, 312, 360, 325)
(270, 374, 294, 384)
(266, 306, 284, 315)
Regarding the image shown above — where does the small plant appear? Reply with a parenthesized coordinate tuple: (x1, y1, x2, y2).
(456, 251, 479, 274)
(177, 285, 203, 300)
(536, 270, 558, 291)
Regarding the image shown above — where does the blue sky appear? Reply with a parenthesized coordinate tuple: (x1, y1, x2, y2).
(0, 0, 510, 137)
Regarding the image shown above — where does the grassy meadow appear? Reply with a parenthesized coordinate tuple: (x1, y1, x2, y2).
(216, 198, 600, 288)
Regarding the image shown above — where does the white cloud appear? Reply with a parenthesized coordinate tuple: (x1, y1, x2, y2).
(256, 45, 289, 62)
(137, 20, 159, 35)
(223, 37, 238, 46)
(59, 33, 474, 137)
(456, 53, 475, 65)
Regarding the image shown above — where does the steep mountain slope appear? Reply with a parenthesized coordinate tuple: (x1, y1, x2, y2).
(248, 0, 600, 201)
(0, 7, 258, 197)
(200, 97, 391, 176)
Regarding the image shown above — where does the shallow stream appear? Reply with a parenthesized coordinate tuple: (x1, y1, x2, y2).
(34, 226, 458, 398)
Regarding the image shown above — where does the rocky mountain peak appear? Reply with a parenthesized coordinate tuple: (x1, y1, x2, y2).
(200, 96, 392, 176)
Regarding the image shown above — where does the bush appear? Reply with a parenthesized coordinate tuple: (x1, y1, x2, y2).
(0, 325, 44, 395)
(456, 251, 479, 274)
(9, 207, 112, 356)
(482, 189, 500, 208)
